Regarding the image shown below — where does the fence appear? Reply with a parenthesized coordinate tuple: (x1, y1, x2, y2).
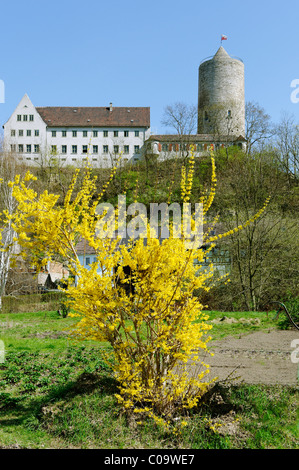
(1, 291, 66, 313)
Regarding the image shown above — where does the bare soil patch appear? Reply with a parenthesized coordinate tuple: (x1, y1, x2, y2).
(201, 329, 299, 386)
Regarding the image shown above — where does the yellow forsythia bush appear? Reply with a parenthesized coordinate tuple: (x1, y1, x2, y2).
(8, 148, 269, 425)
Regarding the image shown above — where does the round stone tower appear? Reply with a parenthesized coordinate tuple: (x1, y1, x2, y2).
(197, 46, 245, 137)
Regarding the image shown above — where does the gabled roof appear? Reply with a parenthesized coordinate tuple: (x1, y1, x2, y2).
(76, 238, 96, 255)
(36, 106, 150, 128)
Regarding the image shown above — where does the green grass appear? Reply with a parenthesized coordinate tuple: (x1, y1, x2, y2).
(205, 310, 278, 340)
(0, 309, 298, 449)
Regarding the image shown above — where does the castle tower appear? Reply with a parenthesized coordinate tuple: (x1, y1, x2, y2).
(197, 46, 245, 137)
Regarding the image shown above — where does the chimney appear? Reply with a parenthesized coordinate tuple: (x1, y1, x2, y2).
(109, 102, 113, 112)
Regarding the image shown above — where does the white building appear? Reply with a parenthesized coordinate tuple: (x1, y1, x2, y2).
(2, 47, 247, 167)
(144, 133, 246, 161)
(3, 94, 151, 167)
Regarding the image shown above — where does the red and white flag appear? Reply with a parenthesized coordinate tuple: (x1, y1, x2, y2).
(221, 35, 227, 41)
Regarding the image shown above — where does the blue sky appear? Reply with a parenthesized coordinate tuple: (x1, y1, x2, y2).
(0, 0, 298, 135)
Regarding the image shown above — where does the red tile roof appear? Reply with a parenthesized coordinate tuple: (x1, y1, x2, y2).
(36, 106, 150, 128)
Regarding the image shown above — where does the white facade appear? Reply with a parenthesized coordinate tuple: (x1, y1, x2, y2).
(3, 94, 47, 163)
(45, 125, 150, 167)
(3, 95, 151, 167)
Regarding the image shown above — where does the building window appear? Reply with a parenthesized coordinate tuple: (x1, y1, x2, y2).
(103, 145, 108, 154)
(17, 115, 21, 121)
(62, 145, 67, 154)
(124, 130, 129, 137)
(124, 145, 129, 154)
(134, 145, 140, 153)
(114, 130, 118, 137)
(35, 130, 39, 136)
(135, 130, 139, 137)
(11, 144, 16, 152)
(114, 145, 119, 154)
(11, 130, 16, 136)
(51, 145, 57, 153)
(93, 130, 98, 137)
(26, 144, 32, 153)
(85, 257, 90, 266)
(83, 130, 88, 137)
(103, 130, 108, 137)
(18, 130, 23, 137)
(52, 130, 56, 137)
(72, 145, 77, 154)
(18, 144, 23, 153)
(29, 115, 34, 122)
(34, 144, 40, 153)
(204, 111, 209, 122)
(23, 115, 28, 121)
(162, 143, 168, 151)
(62, 130, 67, 137)
(93, 145, 98, 154)
(72, 130, 77, 137)
(27, 130, 31, 137)
(82, 145, 88, 154)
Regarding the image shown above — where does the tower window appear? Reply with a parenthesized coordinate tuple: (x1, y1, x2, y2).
(204, 111, 209, 121)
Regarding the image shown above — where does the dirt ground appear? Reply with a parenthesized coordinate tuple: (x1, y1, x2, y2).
(198, 329, 299, 386)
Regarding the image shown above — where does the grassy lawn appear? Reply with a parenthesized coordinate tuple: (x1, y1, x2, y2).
(0, 309, 298, 449)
